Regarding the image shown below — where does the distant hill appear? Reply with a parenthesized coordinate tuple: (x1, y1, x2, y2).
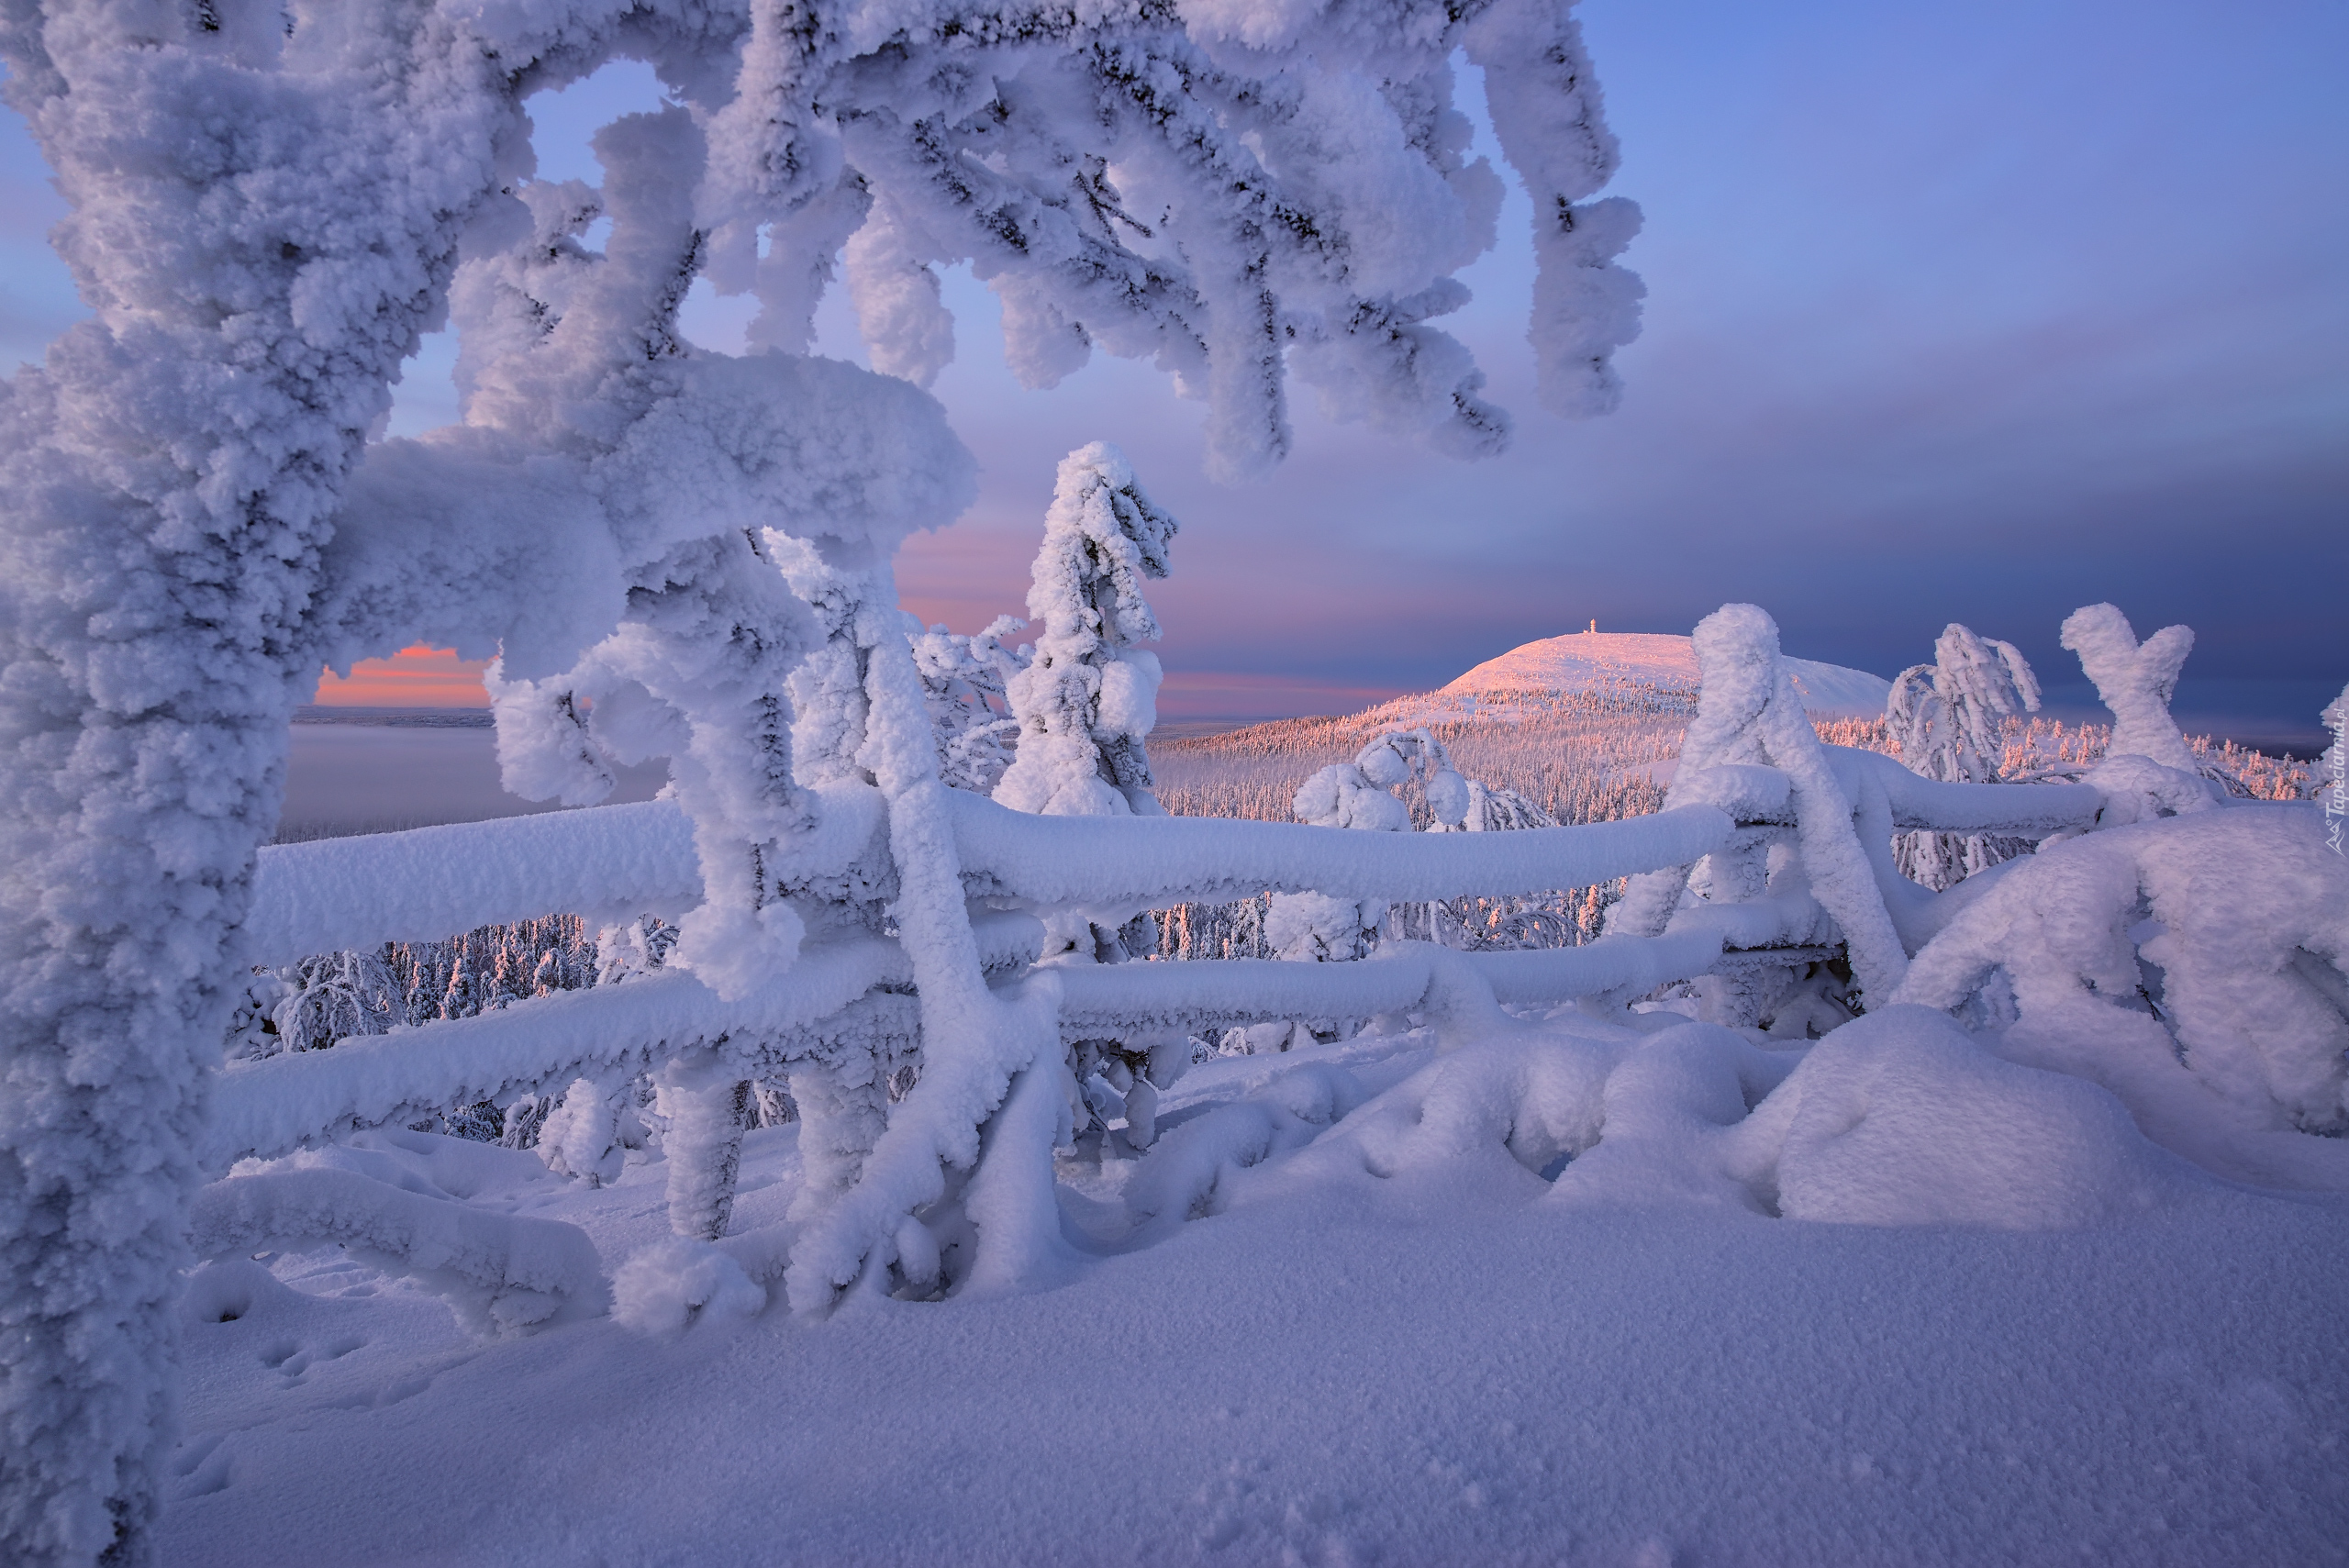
(1434, 629, 1890, 719)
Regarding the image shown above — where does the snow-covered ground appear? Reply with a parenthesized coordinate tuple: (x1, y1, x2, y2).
(164, 1004, 2348, 1567)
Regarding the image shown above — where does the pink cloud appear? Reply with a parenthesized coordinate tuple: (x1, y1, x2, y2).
(313, 648, 490, 707)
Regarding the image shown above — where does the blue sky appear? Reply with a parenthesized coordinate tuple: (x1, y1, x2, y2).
(5, 0, 2343, 745)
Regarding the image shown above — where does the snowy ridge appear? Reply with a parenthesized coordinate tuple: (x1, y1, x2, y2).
(1430, 629, 1892, 718)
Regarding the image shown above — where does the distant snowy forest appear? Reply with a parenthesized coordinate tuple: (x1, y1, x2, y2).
(1, 0, 2343, 1565)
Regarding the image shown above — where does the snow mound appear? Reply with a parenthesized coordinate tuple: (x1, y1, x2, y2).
(1437, 630, 1891, 717)
(1745, 1006, 2189, 1229)
(193, 1131, 609, 1334)
(1257, 1006, 2189, 1233)
(612, 1239, 767, 1336)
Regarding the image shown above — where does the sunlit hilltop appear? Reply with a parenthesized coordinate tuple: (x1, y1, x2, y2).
(1439, 628, 1891, 717)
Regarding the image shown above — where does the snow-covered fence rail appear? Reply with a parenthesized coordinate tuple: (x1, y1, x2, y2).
(212, 932, 967, 1170)
(246, 787, 893, 969)
(946, 792, 1735, 906)
(1052, 928, 1733, 1037)
(1822, 748, 2102, 836)
(226, 797, 1739, 1156)
(230, 743, 2104, 1168)
(246, 803, 701, 969)
(247, 789, 1736, 968)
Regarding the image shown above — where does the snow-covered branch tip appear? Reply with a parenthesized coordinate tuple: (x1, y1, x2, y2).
(696, 0, 1642, 476)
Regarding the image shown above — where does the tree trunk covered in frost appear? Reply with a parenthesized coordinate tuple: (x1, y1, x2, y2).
(0, 12, 514, 1562)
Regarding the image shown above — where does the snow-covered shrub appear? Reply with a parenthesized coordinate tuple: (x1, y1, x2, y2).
(1543, 1007, 2192, 1229)
(1897, 807, 2349, 1187)
(223, 972, 300, 1062)
(596, 916, 679, 986)
(1207, 1006, 2189, 1233)
(1269, 762, 1410, 965)
(266, 951, 406, 1054)
(1887, 624, 2043, 889)
(1271, 728, 1475, 965)
(1888, 624, 2043, 784)
(535, 1079, 640, 1190)
(612, 1238, 765, 1336)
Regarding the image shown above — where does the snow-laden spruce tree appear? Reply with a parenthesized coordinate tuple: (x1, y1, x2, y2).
(1887, 623, 2043, 889)
(0, 0, 1641, 1556)
(1271, 727, 1561, 968)
(991, 443, 1178, 966)
(996, 443, 1178, 821)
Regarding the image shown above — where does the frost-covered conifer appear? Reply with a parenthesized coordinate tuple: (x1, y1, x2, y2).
(1272, 728, 1509, 962)
(537, 1079, 632, 1189)
(1888, 625, 2041, 785)
(596, 917, 679, 986)
(995, 444, 1179, 820)
(271, 951, 404, 1053)
(1272, 732, 1439, 962)
(1887, 623, 2043, 890)
(993, 444, 1179, 965)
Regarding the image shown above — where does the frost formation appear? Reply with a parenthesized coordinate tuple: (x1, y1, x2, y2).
(0, 0, 1643, 1557)
(14, 4, 2342, 1566)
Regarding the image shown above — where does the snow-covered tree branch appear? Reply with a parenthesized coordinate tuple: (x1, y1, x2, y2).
(0, 0, 1644, 1556)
